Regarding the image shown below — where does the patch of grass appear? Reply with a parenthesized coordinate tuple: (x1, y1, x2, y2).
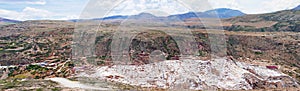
(26, 65, 48, 71)
(51, 87, 61, 91)
(254, 51, 263, 55)
(294, 69, 300, 73)
(96, 61, 105, 65)
(198, 50, 206, 57)
(27, 65, 42, 70)
(2, 80, 20, 89)
(292, 63, 300, 68)
(65, 61, 74, 67)
(13, 73, 30, 79)
(3, 82, 15, 89)
(36, 88, 43, 91)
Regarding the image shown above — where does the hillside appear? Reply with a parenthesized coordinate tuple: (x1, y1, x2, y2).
(1, 7, 300, 90)
(0, 17, 20, 25)
(293, 5, 300, 10)
(204, 8, 245, 18)
(0, 20, 299, 90)
(222, 9, 300, 32)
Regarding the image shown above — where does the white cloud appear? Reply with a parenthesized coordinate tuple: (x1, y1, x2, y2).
(207, 0, 300, 14)
(208, 0, 240, 10)
(22, 7, 52, 18)
(79, 0, 124, 19)
(81, 0, 215, 18)
(0, 9, 19, 19)
(0, 0, 46, 5)
(261, 0, 300, 13)
(55, 15, 79, 20)
(1, 0, 300, 20)
(25, 0, 46, 5)
(0, 7, 78, 20)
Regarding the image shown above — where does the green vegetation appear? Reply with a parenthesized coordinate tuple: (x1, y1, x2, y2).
(36, 88, 43, 91)
(0, 80, 20, 89)
(97, 61, 105, 65)
(14, 74, 29, 79)
(0, 78, 62, 90)
(198, 50, 207, 57)
(227, 25, 257, 32)
(65, 61, 74, 67)
(254, 51, 263, 55)
(26, 65, 48, 71)
(51, 88, 61, 91)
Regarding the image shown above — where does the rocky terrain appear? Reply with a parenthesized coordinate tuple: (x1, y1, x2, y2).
(0, 6, 300, 90)
(76, 57, 298, 90)
(222, 10, 300, 32)
(0, 20, 299, 90)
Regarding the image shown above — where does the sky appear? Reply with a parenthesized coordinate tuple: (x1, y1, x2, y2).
(0, 0, 300, 20)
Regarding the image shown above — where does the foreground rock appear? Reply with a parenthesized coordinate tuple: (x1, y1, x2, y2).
(77, 58, 299, 90)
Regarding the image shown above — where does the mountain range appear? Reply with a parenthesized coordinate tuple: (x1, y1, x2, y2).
(204, 8, 245, 18)
(3, 5, 300, 23)
(293, 5, 300, 10)
(71, 8, 245, 22)
(0, 17, 20, 24)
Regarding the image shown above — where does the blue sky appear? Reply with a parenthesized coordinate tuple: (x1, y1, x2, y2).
(0, 0, 300, 20)
(0, 0, 88, 20)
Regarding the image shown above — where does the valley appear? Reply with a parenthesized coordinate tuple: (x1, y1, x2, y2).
(0, 7, 300, 90)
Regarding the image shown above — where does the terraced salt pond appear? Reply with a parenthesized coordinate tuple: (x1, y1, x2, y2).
(75, 58, 298, 90)
(46, 77, 112, 90)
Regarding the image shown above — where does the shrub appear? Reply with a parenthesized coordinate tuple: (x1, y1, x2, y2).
(254, 52, 263, 55)
(36, 88, 43, 91)
(27, 65, 42, 70)
(14, 74, 28, 79)
(26, 65, 48, 71)
(51, 88, 61, 91)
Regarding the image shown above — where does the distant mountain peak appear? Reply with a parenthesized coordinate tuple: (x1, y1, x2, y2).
(128, 12, 158, 19)
(101, 15, 128, 20)
(292, 5, 300, 10)
(204, 8, 245, 18)
(135, 12, 157, 17)
(208, 8, 235, 12)
(137, 12, 154, 16)
(75, 8, 245, 21)
(0, 17, 20, 24)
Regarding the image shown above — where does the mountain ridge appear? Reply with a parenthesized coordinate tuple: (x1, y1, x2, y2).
(204, 8, 245, 18)
(293, 5, 300, 10)
(222, 4, 300, 32)
(0, 17, 20, 24)
(73, 8, 246, 21)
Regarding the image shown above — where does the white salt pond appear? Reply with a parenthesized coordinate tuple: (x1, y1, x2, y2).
(46, 77, 110, 90)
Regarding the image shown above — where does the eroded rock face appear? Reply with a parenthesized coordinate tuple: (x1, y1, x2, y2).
(243, 74, 298, 89)
(76, 58, 299, 90)
(239, 62, 299, 89)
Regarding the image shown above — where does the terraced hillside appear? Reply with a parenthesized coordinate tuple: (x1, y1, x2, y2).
(222, 10, 300, 32)
(0, 18, 299, 90)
